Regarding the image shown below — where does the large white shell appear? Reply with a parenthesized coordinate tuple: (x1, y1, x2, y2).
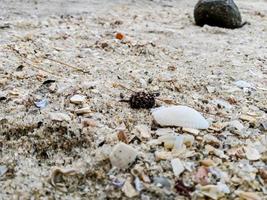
(152, 106, 209, 129)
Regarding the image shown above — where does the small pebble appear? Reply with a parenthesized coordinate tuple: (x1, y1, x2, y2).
(75, 107, 91, 114)
(200, 159, 216, 167)
(109, 143, 138, 169)
(49, 112, 71, 122)
(81, 118, 97, 127)
(70, 94, 86, 104)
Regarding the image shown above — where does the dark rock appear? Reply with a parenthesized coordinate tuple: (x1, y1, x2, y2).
(120, 91, 156, 109)
(129, 91, 155, 109)
(194, 0, 245, 29)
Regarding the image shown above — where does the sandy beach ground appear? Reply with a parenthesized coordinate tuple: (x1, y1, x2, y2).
(0, 0, 267, 199)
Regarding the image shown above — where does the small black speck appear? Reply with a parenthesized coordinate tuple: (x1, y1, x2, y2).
(37, 121, 43, 128)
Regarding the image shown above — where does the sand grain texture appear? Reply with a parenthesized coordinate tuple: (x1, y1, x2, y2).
(0, 0, 267, 199)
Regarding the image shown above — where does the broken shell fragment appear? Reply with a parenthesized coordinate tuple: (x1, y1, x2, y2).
(49, 167, 77, 187)
(131, 165, 144, 177)
(34, 99, 48, 108)
(70, 94, 86, 104)
(111, 177, 125, 188)
(203, 134, 221, 146)
(195, 166, 209, 185)
(49, 112, 71, 122)
(244, 146, 261, 161)
(158, 134, 177, 149)
(155, 151, 173, 161)
(183, 127, 200, 135)
(153, 176, 171, 189)
(135, 124, 151, 139)
(117, 130, 128, 144)
(199, 182, 230, 200)
(152, 106, 209, 129)
(200, 159, 216, 167)
(134, 176, 144, 192)
(75, 107, 91, 115)
(229, 120, 244, 132)
(0, 165, 8, 176)
(122, 178, 139, 198)
(183, 134, 195, 147)
(109, 143, 138, 169)
(240, 115, 256, 123)
(234, 80, 253, 89)
(171, 158, 185, 177)
(158, 134, 194, 151)
(155, 128, 175, 136)
(235, 191, 261, 200)
(173, 135, 185, 151)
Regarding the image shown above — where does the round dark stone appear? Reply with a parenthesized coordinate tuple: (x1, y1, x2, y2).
(194, 0, 244, 29)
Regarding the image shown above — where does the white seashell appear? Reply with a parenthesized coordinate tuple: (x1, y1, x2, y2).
(153, 177, 171, 189)
(171, 158, 185, 177)
(152, 106, 209, 129)
(109, 143, 138, 169)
